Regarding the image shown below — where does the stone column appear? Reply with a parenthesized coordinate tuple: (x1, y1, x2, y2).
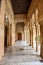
(24, 26, 26, 43)
(30, 29, 33, 47)
(12, 19, 15, 45)
(8, 23, 12, 46)
(35, 25, 38, 52)
(31, 28, 33, 48)
(25, 30, 26, 43)
(40, 23, 43, 58)
(29, 21, 32, 46)
(35, 9, 38, 52)
(29, 29, 32, 46)
(31, 27, 32, 47)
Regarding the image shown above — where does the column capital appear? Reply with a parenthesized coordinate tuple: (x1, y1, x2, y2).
(39, 21, 43, 33)
(39, 21, 43, 26)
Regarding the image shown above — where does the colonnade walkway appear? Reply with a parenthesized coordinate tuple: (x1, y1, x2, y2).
(0, 41, 43, 65)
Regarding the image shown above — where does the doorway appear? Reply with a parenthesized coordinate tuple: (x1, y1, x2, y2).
(18, 33, 22, 40)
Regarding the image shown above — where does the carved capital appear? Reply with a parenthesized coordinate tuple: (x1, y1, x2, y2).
(39, 21, 43, 27)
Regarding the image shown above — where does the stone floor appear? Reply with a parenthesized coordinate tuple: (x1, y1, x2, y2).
(0, 41, 43, 65)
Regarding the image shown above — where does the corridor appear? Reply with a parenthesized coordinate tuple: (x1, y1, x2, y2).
(0, 41, 43, 65)
(0, 0, 43, 64)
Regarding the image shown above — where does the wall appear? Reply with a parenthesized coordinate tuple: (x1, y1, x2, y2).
(0, 0, 15, 60)
(0, 0, 5, 61)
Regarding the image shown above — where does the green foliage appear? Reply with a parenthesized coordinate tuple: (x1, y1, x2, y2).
(35, 35, 40, 42)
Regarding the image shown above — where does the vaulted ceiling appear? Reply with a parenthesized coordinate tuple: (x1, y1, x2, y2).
(11, 0, 32, 14)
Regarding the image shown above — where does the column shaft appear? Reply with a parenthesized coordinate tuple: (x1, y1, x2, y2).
(29, 29, 32, 46)
(36, 26, 38, 52)
(32, 29, 33, 48)
(40, 25, 43, 58)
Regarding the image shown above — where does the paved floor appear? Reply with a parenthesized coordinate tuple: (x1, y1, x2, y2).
(0, 41, 43, 65)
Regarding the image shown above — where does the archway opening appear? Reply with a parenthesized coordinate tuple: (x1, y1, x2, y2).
(15, 22, 24, 41)
(18, 33, 22, 40)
